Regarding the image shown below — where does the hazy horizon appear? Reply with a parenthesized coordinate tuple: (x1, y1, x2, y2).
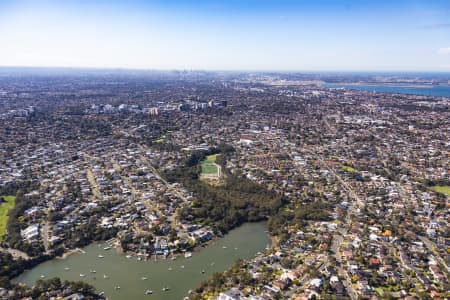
(1, 66, 450, 75)
(1, 0, 450, 72)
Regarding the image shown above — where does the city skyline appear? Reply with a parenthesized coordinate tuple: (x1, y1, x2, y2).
(1, 0, 450, 71)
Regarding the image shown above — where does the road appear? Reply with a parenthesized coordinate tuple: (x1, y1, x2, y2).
(331, 233, 358, 300)
(394, 178, 450, 275)
(305, 148, 361, 300)
(138, 145, 189, 203)
(42, 221, 50, 253)
(419, 236, 450, 274)
(137, 145, 193, 229)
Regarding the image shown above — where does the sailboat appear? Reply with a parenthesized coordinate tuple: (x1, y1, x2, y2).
(145, 289, 153, 295)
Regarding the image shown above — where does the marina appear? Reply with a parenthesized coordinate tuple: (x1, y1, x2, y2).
(13, 223, 270, 300)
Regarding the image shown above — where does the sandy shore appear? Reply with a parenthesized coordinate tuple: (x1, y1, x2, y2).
(56, 248, 85, 260)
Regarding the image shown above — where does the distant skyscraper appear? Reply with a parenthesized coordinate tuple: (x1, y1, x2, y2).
(149, 107, 159, 115)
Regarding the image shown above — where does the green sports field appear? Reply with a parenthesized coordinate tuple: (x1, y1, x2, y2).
(430, 185, 450, 196)
(201, 154, 219, 175)
(341, 165, 357, 173)
(0, 195, 15, 240)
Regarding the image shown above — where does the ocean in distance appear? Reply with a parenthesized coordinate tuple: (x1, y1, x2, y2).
(324, 83, 450, 97)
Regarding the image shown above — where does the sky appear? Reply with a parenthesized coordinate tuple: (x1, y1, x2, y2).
(0, 0, 449, 72)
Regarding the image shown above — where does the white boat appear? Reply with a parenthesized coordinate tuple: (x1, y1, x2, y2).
(141, 277, 148, 280)
(184, 252, 192, 258)
(126, 255, 132, 259)
(115, 286, 121, 290)
(180, 265, 185, 269)
(98, 254, 104, 258)
(103, 274, 109, 279)
(168, 267, 172, 271)
(90, 270, 96, 273)
(104, 246, 111, 250)
(201, 270, 205, 274)
(64, 267, 70, 271)
(79, 274, 86, 277)
(222, 246, 227, 249)
(40, 275, 45, 279)
(145, 289, 153, 295)
(162, 287, 170, 292)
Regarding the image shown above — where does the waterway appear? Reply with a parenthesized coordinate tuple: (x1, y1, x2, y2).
(13, 222, 270, 300)
(324, 83, 450, 97)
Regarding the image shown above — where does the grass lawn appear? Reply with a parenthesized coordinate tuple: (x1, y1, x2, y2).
(201, 154, 219, 175)
(153, 136, 165, 143)
(341, 165, 357, 173)
(0, 195, 16, 241)
(375, 287, 385, 297)
(205, 154, 219, 162)
(429, 185, 450, 197)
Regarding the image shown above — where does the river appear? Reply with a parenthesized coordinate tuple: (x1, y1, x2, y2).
(13, 222, 270, 300)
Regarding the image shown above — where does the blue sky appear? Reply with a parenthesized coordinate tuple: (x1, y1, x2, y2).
(0, 0, 449, 71)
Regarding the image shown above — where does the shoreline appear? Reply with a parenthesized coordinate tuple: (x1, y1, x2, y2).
(11, 222, 273, 283)
(55, 248, 86, 260)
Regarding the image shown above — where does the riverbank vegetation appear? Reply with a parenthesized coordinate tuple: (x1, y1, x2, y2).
(2, 190, 45, 257)
(267, 201, 331, 241)
(164, 145, 285, 233)
(0, 251, 55, 283)
(191, 259, 282, 300)
(1, 277, 105, 299)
